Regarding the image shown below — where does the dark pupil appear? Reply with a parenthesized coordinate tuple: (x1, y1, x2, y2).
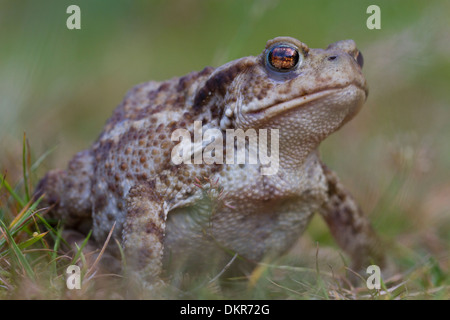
(269, 46, 299, 70)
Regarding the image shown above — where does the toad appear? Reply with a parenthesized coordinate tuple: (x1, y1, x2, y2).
(36, 36, 384, 290)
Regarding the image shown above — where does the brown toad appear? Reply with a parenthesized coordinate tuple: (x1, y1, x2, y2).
(36, 36, 384, 289)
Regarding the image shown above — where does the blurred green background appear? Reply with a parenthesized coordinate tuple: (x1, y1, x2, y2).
(1, 0, 449, 288)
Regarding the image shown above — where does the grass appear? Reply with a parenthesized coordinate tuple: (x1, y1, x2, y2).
(0, 136, 126, 299)
(0, 137, 448, 299)
(1, 0, 449, 300)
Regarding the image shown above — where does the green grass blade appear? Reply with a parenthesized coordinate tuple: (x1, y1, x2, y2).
(37, 214, 70, 249)
(0, 196, 44, 251)
(30, 146, 58, 172)
(70, 229, 92, 265)
(0, 175, 26, 208)
(115, 238, 126, 272)
(46, 224, 64, 278)
(315, 243, 329, 299)
(8, 196, 43, 235)
(22, 132, 30, 203)
(17, 231, 49, 251)
(0, 219, 36, 282)
(0, 172, 5, 192)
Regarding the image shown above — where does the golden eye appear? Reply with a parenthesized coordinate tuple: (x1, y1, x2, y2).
(267, 45, 300, 71)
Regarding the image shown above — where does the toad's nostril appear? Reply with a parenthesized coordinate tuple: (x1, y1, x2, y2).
(356, 51, 364, 68)
(327, 55, 338, 61)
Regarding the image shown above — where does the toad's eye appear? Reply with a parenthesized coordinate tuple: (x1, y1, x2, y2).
(267, 45, 300, 71)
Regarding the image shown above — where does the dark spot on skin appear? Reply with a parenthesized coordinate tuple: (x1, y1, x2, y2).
(175, 68, 215, 108)
(156, 124, 164, 133)
(211, 104, 221, 119)
(147, 179, 156, 190)
(210, 163, 223, 173)
(182, 112, 193, 120)
(135, 104, 164, 119)
(152, 104, 164, 114)
(256, 91, 266, 100)
(199, 66, 215, 77)
(193, 60, 254, 112)
(177, 73, 197, 92)
(108, 183, 116, 193)
(120, 162, 128, 171)
(159, 82, 171, 92)
(159, 174, 167, 184)
(94, 194, 107, 212)
(173, 95, 185, 108)
(145, 221, 164, 242)
(148, 90, 158, 100)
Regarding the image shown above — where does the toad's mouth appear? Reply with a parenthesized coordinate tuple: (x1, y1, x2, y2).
(246, 84, 367, 118)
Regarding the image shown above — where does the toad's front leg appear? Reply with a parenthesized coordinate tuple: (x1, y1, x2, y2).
(319, 163, 385, 275)
(123, 182, 168, 292)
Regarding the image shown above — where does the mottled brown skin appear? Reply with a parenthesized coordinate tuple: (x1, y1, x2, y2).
(36, 37, 384, 290)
